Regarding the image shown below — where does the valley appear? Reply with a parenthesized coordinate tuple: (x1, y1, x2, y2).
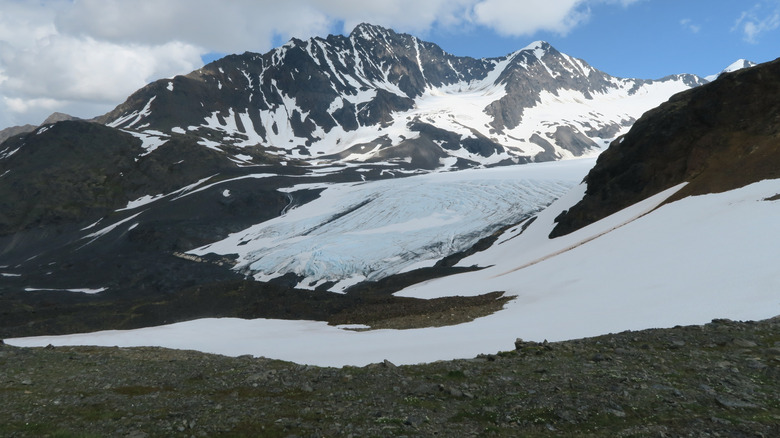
(1, 23, 778, 372)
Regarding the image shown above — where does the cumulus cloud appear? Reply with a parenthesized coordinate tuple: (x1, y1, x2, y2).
(472, 0, 642, 37)
(3, 37, 201, 103)
(734, 1, 780, 43)
(472, 0, 585, 36)
(0, 0, 204, 128)
(0, 0, 642, 128)
(54, 0, 330, 55)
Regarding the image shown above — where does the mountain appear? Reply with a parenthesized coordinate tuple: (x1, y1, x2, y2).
(8, 56, 778, 367)
(0, 23, 714, 298)
(96, 23, 707, 169)
(3, 24, 768, 348)
(184, 56, 780, 294)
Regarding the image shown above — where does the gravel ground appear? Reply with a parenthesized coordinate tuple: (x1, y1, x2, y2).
(1, 316, 778, 437)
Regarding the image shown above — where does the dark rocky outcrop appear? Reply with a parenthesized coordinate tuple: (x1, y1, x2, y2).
(550, 57, 780, 237)
(0, 121, 238, 236)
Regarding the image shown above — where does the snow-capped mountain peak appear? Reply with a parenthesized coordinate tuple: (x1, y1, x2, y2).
(723, 58, 757, 73)
(96, 24, 709, 170)
(520, 40, 552, 58)
(705, 58, 757, 81)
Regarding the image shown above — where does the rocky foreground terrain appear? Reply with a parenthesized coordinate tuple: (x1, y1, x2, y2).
(2, 316, 778, 437)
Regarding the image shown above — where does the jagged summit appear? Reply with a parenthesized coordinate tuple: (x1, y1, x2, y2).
(349, 22, 396, 39)
(520, 40, 552, 54)
(723, 59, 757, 73)
(704, 58, 757, 81)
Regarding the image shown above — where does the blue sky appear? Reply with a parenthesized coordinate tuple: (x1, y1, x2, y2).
(1, 0, 778, 129)
(425, 1, 779, 78)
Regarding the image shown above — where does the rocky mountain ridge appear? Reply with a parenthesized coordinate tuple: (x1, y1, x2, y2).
(95, 23, 708, 169)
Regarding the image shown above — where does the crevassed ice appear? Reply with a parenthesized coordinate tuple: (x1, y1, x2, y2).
(190, 161, 593, 291)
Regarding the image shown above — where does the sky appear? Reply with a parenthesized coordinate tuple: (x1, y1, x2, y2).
(0, 0, 778, 130)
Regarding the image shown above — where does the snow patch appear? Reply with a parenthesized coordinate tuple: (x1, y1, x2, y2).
(108, 96, 156, 128)
(122, 129, 168, 156)
(24, 287, 108, 294)
(82, 212, 144, 241)
(117, 193, 166, 211)
(172, 173, 273, 200)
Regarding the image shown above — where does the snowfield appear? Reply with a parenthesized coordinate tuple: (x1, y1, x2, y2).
(8, 161, 780, 367)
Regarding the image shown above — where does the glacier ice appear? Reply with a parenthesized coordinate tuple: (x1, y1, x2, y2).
(190, 159, 593, 291)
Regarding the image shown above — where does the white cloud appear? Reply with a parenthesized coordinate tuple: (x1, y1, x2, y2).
(316, 0, 475, 36)
(0, 0, 204, 128)
(472, 0, 587, 37)
(2, 37, 201, 103)
(0, 0, 643, 129)
(734, 1, 780, 43)
(54, 0, 332, 55)
(471, 0, 641, 37)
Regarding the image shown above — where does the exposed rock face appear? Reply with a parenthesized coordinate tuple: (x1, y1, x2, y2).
(96, 23, 494, 146)
(550, 57, 780, 237)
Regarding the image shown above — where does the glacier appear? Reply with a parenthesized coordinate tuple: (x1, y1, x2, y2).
(189, 158, 595, 291)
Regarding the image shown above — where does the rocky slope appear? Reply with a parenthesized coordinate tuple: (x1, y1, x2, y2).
(550, 57, 780, 237)
(1, 316, 778, 437)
